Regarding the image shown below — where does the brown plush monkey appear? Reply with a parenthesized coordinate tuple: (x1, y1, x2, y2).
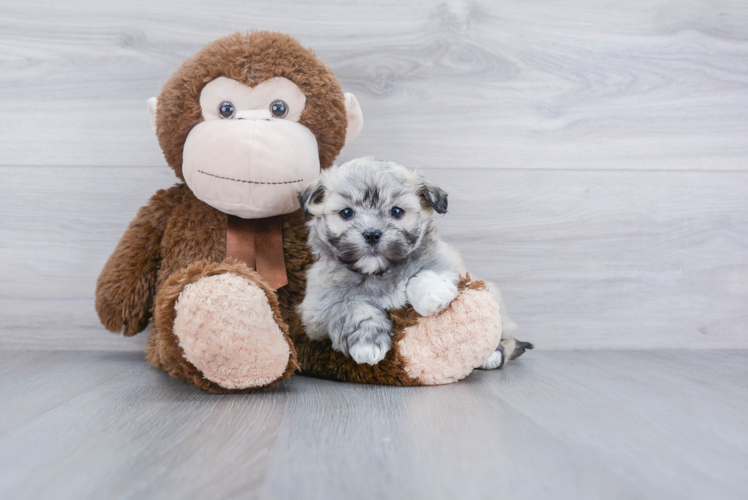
(96, 32, 528, 393)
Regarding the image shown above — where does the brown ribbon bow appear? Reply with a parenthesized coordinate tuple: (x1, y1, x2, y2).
(226, 214, 288, 290)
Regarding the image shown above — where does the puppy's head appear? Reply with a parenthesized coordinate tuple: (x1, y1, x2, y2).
(298, 157, 447, 275)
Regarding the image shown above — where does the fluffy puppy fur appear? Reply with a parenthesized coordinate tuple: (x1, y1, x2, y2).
(297, 157, 467, 365)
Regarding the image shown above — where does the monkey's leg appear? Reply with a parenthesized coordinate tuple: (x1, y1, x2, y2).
(393, 279, 503, 385)
(291, 278, 504, 386)
(147, 259, 297, 393)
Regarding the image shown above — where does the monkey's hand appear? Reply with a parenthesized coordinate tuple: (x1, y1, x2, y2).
(406, 270, 460, 317)
(329, 302, 392, 365)
(95, 187, 175, 336)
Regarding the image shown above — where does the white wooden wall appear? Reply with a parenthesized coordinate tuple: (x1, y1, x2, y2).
(1, 0, 747, 351)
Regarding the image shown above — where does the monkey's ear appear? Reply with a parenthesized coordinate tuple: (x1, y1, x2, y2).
(147, 97, 158, 134)
(343, 93, 364, 146)
(418, 180, 448, 214)
(297, 180, 326, 218)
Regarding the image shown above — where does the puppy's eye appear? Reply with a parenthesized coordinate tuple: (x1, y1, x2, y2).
(340, 208, 355, 220)
(270, 100, 289, 118)
(218, 101, 235, 119)
(390, 207, 404, 219)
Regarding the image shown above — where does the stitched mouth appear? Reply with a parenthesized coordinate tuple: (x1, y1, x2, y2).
(198, 170, 303, 185)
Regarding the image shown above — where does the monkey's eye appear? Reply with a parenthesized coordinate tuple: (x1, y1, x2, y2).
(270, 99, 289, 118)
(218, 101, 235, 119)
(340, 208, 355, 220)
(390, 207, 405, 219)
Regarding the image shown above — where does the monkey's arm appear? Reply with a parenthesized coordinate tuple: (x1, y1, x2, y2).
(96, 187, 177, 336)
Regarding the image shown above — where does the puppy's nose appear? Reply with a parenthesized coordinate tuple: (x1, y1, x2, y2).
(362, 229, 382, 245)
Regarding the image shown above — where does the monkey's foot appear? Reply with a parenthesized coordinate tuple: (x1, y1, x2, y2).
(396, 283, 502, 385)
(174, 272, 291, 389)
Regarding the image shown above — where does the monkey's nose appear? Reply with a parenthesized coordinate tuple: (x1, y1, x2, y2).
(235, 109, 272, 120)
(362, 229, 382, 246)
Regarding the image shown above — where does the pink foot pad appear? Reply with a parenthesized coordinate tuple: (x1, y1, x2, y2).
(173, 273, 291, 389)
(397, 288, 502, 385)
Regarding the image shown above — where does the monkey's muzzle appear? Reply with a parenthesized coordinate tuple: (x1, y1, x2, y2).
(182, 117, 320, 219)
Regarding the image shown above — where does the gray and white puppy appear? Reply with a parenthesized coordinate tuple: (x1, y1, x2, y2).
(296, 157, 466, 365)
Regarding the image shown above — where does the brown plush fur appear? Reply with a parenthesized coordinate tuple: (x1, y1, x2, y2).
(148, 257, 298, 394)
(95, 188, 177, 336)
(94, 181, 427, 390)
(155, 31, 348, 179)
(286, 276, 489, 385)
(96, 31, 504, 392)
(277, 212, 425, 386)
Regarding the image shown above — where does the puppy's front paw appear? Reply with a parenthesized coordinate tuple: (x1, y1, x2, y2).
(346, 319, 392, 365)
(349, 341, 389, 365)
(407, 271, 459, 316)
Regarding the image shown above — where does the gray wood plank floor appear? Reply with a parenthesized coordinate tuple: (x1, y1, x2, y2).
(1, 349, 746, 500)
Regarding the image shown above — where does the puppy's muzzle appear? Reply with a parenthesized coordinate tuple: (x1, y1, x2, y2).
(363, 229, 382, 246)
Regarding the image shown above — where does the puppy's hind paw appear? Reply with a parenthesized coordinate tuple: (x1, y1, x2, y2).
(478, 348, 504, 370)
(349, 341, 388, 365)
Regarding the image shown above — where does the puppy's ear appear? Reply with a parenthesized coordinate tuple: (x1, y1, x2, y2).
(297, 180, 326, 218)
(418, 179, 448, 214)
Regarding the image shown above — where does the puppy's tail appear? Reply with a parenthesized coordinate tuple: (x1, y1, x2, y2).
(478, 338, 534, 370)
(503, 337, 535, 362)
(477, 280, 533, 370)
(485, 281, 519, 337)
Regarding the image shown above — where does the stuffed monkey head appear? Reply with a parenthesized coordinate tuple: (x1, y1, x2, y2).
(147, 32, 363, 218)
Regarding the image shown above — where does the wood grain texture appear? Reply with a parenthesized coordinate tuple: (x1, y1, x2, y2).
(0, 350, 139, 432)
(0, 166, 174, 351)
(489, 349, 748, 500)
(0, 0, 747, 350)
(1, 166, 746, 350)
(0, 0, 746, 170)
(0, 350, 746, 499)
